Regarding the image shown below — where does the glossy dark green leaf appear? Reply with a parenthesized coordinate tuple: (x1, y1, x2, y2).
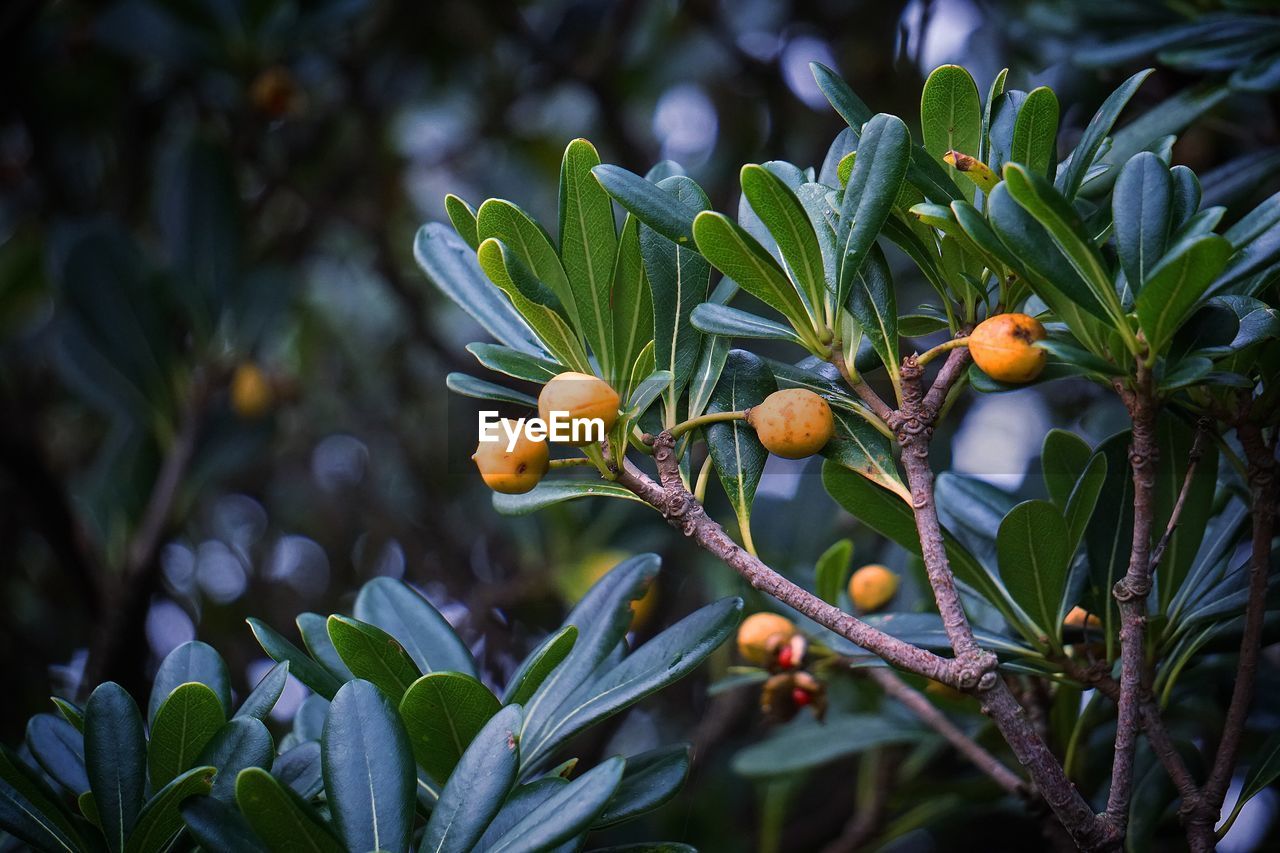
(822, 408, 908, 500)
(247, 618, 341, 700)
(998, 501, 1072, 640)
(493, 480, 648, 515)
(980, 68, 1009, 164)
(987, 89, 1027, 176)
(355, 577, 478, 678)
(197, 718, 273, 802)
(611, 215, 654, 398)
(147, 682, 225, 790)
(26, 714, 87, 795)
(1113, 152, 1173, 293)
(559, 138, 617, 380)
(921, 65, 982, 187)
(504, 626, 579, 706)
(474, 778, 567, 849)
(1010, 87, 1059, 178)
(706, 350, 776, 542)
(326, 615, 421, 703)
(180, 795, 268, 853)
(1136, 234, 1234, 353)
(0, 743, 88, 852)
(446, 372, 537, 408)
(86, 682, 147, 853)
(485, 756, 626, 853)
(741, 164, 827, 314)
(732, 715, 923, 778)
(236, 767, 343, 853)
(297, 613, 355, 682)
(594, 745, 690, 829)
(1041, 429, 1093, 508)
(844, 244, 899, 376)
(1083, 432, 1132, 638)
(815, 539, 854, 606)
(836, 115, 911, 309)
(686, 333, 729, 421)
(690, 303, 802, 344)
(1056, 69, 1152, 201)
(50, 698, 84, 733)
(123, 765, 214, 853)
(148, 641, 231, 723)
(1065, 453, 1108, 557)
(272, 742, 323, 801)
(414, 223, 542, 355)
(811, 62, 873, 130)
(467, 343, 562, 384)
(520, 599, 742, 768)
(444, 193, 479, 250)
(419, 704, 522, 853)
(399, 672, 501, 783)
(477, 198, 574, 318)
(322, 680, 415, 853)
(235, 661, 290, 721)
(592, 164, 698, 247)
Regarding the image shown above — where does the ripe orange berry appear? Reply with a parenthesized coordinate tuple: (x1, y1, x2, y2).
(472, 419, 549, 494)
(968, 313, 1047, 383)
(231, 363, 274, 419)
(848, 564, 898, 612)
(1064, 606, 1102, 630)
(736, 612, 796, 667)
(537, 372, 619, 446)
(746, 389, 835, 459)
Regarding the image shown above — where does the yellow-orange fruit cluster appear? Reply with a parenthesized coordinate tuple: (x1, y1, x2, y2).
(848, 564, 898, 612)
(968, 313, 1047, 383)
(537, 372, 620, 446)
(746, 389, 835, 459)
(736, 612, 797, 667)
(472, 418, 549, 494)
(231, 363, 274, 419)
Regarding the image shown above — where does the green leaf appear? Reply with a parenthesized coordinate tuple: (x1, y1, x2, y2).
(272, 742, 323, 801)
(86, 682, 147, 853)
(591, 164, 698, 247)
(690, 303, 802, 345)
(147, 682, 225, 790)
(1010, 87, 1059, 179)
(486, 757, 626, 853)
(180, 795, 268, 853)
(844, 244, 899, 377)
(686, 334, 730, 420)
(444, 193, 479, 250)
(520, 598, 742, 768)
(811, 62, 873, 133)
(1113, 152, 1173, 293)
(492, 481, 648, 515)
(1136, 235, 1234, 353)
(706, 350, 776, 544)
(235, 661, 290, 721)
(611, 215, 654, 398)
(921, 65, 982, 187)
(692, 211, 815, 344)
(322, 681, 415, 853)
(26, 714, 87, 795)
(732, 715, 923, 778)
(468, 343, 562, 384)
(326, 615, 422, 703)
(197, 718, 273, 802)
(1042, 429, 1093, 508)
(446, 372, 537, 407)
(297, 613, 356, 682)
(124, 765, 215, 853)
(815, 539, 854, 607)
(414, 223, 542, 355)
(419, 704, 522, 853)
(998, 501, 1072, 642)
(559, 138, 617, 380)
(474, 778, 567, 849)
(235, 767, 344, 853)
(399, 672, 501, 783)
(1065, 453, 1108, 558)
(478, 198, 575, 320)
(980, 68, 1009, 164)
(594, 745, 690, 829)
(1083, 432, 1132, 641)
(247, 618, 342, 700)
(504, 626, 579, 706)
(51, 698, 84, 733)
(148, 641, 231, 724)
(0, 743, 88, 852)
(1056, 69, 1152, 201)
(740, 164, 827, 317)
(355, 577, 479, 678)
(1219, 731, 1280, 839)
(822, 408, 908, 500)
(836, 115, 911, 310)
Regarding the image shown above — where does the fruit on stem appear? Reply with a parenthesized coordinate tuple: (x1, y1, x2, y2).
(968, 313, 1047, 383)
(746, 389, 835, 459)
(848, 564, 899, 612)
(472, 418, 549, 494)
(538, 371, 620, 445)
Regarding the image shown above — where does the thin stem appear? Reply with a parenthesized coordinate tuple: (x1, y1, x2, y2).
(670, 409, 747, 439)
(1149, 419, 1212, 576)
(830, 348, 894, 423)
(864, 666, 1025, 796)
(693, 454, 713, 503)
(549, 457, 597, 469)
(916, 335, 969, 367)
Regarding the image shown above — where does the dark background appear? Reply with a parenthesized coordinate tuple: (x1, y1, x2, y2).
(3, 1, 1278, 849)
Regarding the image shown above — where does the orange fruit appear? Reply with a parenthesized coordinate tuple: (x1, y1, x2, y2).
(736, 612, 797, 667)
(537, 372, 619, 446)
(1064, 606, 1102, 630)
(968, 313, 1047, 383)
(231, 363, 274, 419)
(472, 419, 549, 494)
(848, 564, 898, 612)
(746, 389, 835, 459)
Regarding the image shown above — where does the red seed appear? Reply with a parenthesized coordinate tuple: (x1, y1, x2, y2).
(776, 646, 793, 669)
(791, 688, 811, 707)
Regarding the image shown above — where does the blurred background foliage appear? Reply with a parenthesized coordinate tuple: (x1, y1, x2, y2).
(2, 0, 1279, 850)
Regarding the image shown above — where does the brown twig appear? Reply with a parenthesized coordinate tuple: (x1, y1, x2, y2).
(864, 666, 1026, 796)
(830, 348, 895, 423)
(1149, 418, 1213, 576)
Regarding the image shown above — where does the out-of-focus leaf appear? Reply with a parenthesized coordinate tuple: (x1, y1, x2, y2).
(1057, 69, 1152, 201)
(815, 539, 854, 606)
(355, 577, 478, 678)
(147, 682, 225, 790)
(0, 743, 88, 852)
(1218, 731, 1280, 839)
(732, 715, 923, 778)
(272, 742, 323, 801)
(236, 767, 343, 853)
(399, 672, 501, 783)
